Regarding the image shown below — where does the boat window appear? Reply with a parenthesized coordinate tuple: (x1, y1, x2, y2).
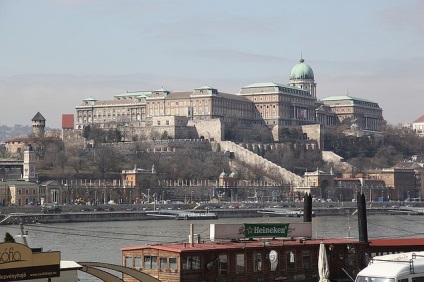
(182, 256, 201, 270)
(412, 277, 424, 282)
(302, 251, 311, 270)
(134, 257, 142, 269)
(254, 252, 262, 272)
(286, 251, 295, 271)
(169, 258, 177, 270)
(218, 254, 228, 275)
(347, 252, 356, 267)
(144, 256, 158, 269)
(355, 277, 395, 282)
(125, 256, 133, 268)
(236, 253, 245, 274)
(160, 257, 167, 270)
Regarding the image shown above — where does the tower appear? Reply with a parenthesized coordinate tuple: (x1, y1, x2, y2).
(23, 145, 36, 182)
(32, 112, 46, 138)
(289, 58, 317, 98)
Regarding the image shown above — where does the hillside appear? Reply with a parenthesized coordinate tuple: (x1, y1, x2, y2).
(0, 124, 32, 142)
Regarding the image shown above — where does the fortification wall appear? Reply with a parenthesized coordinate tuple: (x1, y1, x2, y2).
(62, 129, 85, 147)
(188, 119, 223, 141)
(218, 141, 303, 186)
(301, 124, 322, 148)
(322, 151, 354, 172)
(96, 139, 212, 155)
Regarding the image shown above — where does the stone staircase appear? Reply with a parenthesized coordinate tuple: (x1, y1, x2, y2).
(217, 141, 303, 186)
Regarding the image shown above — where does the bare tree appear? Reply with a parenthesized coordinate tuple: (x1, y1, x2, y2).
(92, 145, 123, 178)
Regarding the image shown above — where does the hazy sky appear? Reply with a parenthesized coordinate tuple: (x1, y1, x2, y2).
(1, 0, 423, 128)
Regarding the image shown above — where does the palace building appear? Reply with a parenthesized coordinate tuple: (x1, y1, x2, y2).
(321, 95, 385, 132)
(75, 58, 384, 141)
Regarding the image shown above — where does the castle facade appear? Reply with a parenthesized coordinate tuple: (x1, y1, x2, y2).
(74, 58, 385, 141)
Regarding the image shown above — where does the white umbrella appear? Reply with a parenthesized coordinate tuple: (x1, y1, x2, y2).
(318, 242, 330, 282)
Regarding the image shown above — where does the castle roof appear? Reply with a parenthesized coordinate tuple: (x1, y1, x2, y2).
(32, 112, 45, 121)
(290, 58, 314, 80)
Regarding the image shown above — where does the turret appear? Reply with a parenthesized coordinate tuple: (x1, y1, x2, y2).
(31, 112, 46, 138)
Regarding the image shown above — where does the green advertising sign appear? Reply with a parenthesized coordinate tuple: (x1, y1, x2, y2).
(244, 223, 289, 238)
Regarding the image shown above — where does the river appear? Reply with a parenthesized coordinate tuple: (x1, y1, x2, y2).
(3, 214, 424, 281)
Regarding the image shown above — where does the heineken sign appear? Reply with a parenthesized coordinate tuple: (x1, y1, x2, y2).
(244, 223, 289, 238)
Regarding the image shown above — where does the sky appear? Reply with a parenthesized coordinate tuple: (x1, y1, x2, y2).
(0, 0, 423, 129)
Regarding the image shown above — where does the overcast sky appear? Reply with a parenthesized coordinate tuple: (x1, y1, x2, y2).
(1, 0, 423, 128)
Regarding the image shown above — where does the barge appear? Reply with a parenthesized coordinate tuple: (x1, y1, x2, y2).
(121, 193, 424, 282)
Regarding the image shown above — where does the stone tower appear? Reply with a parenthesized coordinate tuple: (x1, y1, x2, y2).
(23, 145, 36, 182)
(32, 112, 46, 138)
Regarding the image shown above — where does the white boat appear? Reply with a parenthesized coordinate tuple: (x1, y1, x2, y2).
(355, 251, 424, 282)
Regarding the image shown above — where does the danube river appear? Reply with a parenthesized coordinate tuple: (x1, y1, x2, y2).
(3, 214, 424, 281)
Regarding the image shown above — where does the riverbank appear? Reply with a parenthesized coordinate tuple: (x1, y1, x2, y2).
(0, 205, 411, 225)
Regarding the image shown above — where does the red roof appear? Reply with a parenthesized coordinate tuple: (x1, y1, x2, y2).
(414, 115, 424, 123)
(122, 238, 360, 253)
(62, 114, 74, 129)
(369, 238, 424, 247)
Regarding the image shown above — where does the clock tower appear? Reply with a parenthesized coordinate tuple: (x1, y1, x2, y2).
(23, 145, 36, 182)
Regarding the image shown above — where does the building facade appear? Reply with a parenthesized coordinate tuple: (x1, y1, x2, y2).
(74, 58, 384, 142)
(320, 95, 384, 132)
(412, 114, 424, 137)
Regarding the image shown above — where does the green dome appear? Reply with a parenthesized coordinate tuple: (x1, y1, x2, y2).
(290, 58, 314, 80)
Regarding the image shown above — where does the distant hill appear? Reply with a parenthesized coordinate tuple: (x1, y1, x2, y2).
(0, 124, 32, 142)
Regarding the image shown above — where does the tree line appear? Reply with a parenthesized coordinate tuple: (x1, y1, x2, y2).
(2, 124, 423, 183)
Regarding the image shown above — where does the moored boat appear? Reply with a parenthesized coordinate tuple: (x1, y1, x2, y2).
(121, 193, 424, 282)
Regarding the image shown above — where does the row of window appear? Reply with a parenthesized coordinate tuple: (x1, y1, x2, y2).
(124, 251, 315, 275)
(215, 250, 313, 275)
(125, 255, 178, 271)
